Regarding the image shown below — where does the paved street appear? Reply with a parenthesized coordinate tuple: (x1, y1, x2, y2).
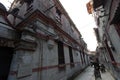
(74, 66, 115, 80)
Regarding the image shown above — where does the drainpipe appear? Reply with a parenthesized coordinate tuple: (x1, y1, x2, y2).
(38, 40, 43, 80)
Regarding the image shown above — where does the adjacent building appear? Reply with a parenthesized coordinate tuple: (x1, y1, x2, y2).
(0, 0, 90, 80)
(87, 0, 120, 79)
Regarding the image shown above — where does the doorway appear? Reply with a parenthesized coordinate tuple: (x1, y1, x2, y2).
(0, 47, 14, 80)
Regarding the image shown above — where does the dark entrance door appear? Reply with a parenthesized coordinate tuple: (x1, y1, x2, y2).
(0, 47, 13, 80)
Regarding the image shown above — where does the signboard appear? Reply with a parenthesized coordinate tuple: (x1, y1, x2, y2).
(86, 1, 93, 14)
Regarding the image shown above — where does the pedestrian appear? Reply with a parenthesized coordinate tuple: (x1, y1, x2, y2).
(90, 61, 93, 67)
(100, 64, 106, 73)
(93, 59, 102, 80)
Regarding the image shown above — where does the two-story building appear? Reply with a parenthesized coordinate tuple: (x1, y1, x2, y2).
(0, 0, 90, 80)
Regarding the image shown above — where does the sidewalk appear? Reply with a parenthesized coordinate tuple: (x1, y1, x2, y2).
(74, 66, 115, 80)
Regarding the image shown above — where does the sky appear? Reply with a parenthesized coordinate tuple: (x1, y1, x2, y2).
(1, 0, 97, 51)
(59, 0, 97, 51)
(0, 0, 13, 9)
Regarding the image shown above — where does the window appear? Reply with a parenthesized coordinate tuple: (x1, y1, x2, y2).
(93, 0, 104, 10)
(84, 54, 86, 65)
(104, 39, 115, 62)
(11, 8, 19, 16)
(55, 7, 62, 22)
(110, 3, 120, 24)
(57, 41, 65, 70)
(115, 24, 120, 37)
(24, 0, 33, 16)
(80, 51, 83, 65)
(56, 7, 61, 17)
(69, 46, 74, 67)
(24, 0, 33, 5)
(82, 53, 86, 65)
(111, 3, 120, 37)
(25, 0, 33, 11)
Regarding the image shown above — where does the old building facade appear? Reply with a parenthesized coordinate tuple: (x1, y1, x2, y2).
(87, 0, 120, 80)
(0, 0, 90, 80)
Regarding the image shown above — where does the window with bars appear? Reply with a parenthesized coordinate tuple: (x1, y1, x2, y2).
(57, 41, 65, 70)
(69, 46, 74, 67)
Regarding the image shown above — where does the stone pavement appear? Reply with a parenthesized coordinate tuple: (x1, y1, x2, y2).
(74, 67, 94, 80)
(74, 66, 115, 80)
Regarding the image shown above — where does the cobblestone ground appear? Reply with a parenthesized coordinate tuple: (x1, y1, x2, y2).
(74, 66, 115, 80)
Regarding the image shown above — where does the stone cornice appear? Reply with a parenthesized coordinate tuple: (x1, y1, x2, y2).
(15, 10, 84, 49)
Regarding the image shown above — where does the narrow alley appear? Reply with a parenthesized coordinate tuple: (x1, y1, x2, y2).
(0, 0, 120, 80)
(74, 66, 115, 80)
